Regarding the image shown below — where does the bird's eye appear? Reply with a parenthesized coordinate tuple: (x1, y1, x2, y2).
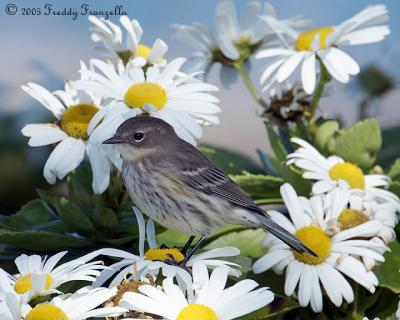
(133, 131, 145, 142)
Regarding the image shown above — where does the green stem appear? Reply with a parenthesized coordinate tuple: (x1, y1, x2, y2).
(234, 61, 269, 109)
(352, 283, 360, 319)
(308, 60, 330, 122)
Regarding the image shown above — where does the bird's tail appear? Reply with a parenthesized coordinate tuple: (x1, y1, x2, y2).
(257, 213, 317, 256)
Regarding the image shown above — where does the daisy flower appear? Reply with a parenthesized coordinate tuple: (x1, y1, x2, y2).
(257, 4, 390, 94)
(287, 138, 400, 206)
(0, 250, 107, 301)
(21, 70, 118, 194)
(119, 261, 274, 320)
(252, 183, 385, 312)
(325, 191, 397, 243)
(93, 207, 241, 289)
(89, 15, 168, 66)
(1, 286, 125, 320)
(324, 190, 396, 270)
(171, 1, 309, 88)
(72, 58, 220, 146)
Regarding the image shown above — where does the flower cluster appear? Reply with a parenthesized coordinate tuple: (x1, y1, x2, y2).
(0, 208, 273, 319)
(14, 1, 399, 319)
(22, 16, 220, 194)
(253, 138, 399, 312)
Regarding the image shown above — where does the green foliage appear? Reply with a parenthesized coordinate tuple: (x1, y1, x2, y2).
(314, 119, 339, 152)
(388, 158, 400, 181)
(0, 164, 138, 257)
(376, 241, 400, 294)
(200, 145, 263, 175)
(205, 228, 266, 258)
(330, 119, 382, 170)
(263, 124, 312, 196)
(266, 124, 287, 162)
(0, 230, 91, 251)
(231, 173, 283, 200)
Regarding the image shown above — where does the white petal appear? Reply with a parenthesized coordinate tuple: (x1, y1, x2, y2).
(21, 124, 68, 147)
(43, 137, 85, 184)
(301, 53, 316, 94)
(86, 143, 110, 194)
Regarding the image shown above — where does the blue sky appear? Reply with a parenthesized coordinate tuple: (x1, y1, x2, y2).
(1, 0, 399, 158)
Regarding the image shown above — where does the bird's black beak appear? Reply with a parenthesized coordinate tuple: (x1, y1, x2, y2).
(102, 135, 125, 145)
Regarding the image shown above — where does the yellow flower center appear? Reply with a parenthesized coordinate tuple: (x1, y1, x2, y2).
(60, 103, 99, 140)
(144, 248, 185, 263)
(25, 304, 68, 320)
(137, 44, 151, 58)
(292, 226, 331, 265)
(295, 27, 334, 51)
(338, 209, 369, 230)
(124, 83, 167, 110)
(177, 304, 218, 320)
(328, 162, 366, 189)
(117, 44, 164, 65)
(14, 273, 52, 294)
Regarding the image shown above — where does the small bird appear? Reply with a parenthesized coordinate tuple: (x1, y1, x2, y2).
(104, 116, 314, 260)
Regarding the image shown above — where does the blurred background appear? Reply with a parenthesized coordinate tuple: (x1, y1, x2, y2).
(1, 0, 399, 213)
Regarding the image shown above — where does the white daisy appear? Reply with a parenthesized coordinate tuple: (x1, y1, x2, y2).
(21, 69, 118, 194)
(257, 4, 390, 94)
(93, 207, 241, 289)
(0, 250, 107, 301)
(72, 58, 221, 146)
(324, 190, 396, 270)
(252, 183, 384, 312)
(2, 286, 125, 320)
(287, 137, 400, 206)
(119, 261, 274, 320)
(325, 191, 397, 243)
(0, 269, 30, 319)
(89, 15, 168, 66)
(172, 1, 309, 88)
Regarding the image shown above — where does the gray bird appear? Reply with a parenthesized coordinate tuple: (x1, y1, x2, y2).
(104, 116, 314, 260)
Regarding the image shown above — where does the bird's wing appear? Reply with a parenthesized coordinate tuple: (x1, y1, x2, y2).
(167, 142, 262, 213)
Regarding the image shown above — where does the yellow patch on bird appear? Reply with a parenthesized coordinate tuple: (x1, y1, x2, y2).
(295, 27, 334, 51)
(124, 83, 167, 110)
(177, 304, 219, 320)
(292, 226, 331, 265)
(60, 103, 99, 140)
(25, 305, 68, 320)
(328, 162, 366, 189)
(144, 247, 185, 263)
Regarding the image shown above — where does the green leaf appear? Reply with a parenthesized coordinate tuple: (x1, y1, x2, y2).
(389, 181, 400, 198)
(205, 228, 266, 258)
(55, 198, 96, 234)
(266, 124, 287, 161)
(67, 164, 95, 205)
(200, 146, 242, 175)
(156, 229, 192, 248)
(376, 242, 400, 293)
(314, 120, 339, 152)
(2, 199, 52, 230)
(279, 165, 312, 197)
(333, 119, 382, 169)
(366, 288, 398, 319)
(93, 207, 119, 230)
(230, 174, 283, 200)
(0, 229, 91, 250)
(388, 158, 400, 181)
(200, 145, 263, 174)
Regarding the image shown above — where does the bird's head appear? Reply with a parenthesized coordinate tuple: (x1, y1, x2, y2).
(103, 116, 178, 161)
